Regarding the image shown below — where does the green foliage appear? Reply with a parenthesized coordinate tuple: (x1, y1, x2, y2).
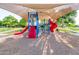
(19, 18, 27, 27)
(0, 20, 2, 26)
(2, 15, 18, 27)
(57, 10, 77, 27)
(0, 15, 28, 27)
(0, 15, 27, 27)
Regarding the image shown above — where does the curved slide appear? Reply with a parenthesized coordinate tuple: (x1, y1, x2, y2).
(14, 26, 28, 35)
(50, 20, 57, 32)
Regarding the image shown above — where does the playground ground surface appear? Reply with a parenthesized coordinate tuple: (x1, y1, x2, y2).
(0, 29, 78, 54)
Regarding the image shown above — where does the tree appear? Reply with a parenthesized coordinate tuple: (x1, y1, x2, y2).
(0, 20, 2, 26)
(19, 18, 27, 27)
(2, 15, 18, 27)
(57, 10, 77, 27)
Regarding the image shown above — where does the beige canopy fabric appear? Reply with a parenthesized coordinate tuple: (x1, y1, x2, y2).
(18, 4, 64, 9)
(0, 3, 79, 21)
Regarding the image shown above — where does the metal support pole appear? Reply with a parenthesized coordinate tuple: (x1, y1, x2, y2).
(48, 19, 50, 34)
(28, 12, 30, 33)
(36, 12, 39, 38)
(44, 18, 45, 33)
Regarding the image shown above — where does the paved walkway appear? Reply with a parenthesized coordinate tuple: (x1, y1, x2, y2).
(0, 32, 79, 55)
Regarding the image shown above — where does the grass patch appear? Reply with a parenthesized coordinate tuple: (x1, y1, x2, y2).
(58, 27, 79, 32)
(58, 27, 70, 32)
(0, 28, 23, 32)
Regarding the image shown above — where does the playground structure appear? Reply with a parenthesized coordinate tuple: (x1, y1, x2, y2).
(28, 12, 39, 38)
(14, 11, 57, 38)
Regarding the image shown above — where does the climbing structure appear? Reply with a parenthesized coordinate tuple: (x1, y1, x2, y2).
(14, 11, 58, 39)
(28, 12, 39, 38)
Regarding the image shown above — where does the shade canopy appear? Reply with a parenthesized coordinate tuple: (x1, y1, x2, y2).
(0, 3, 79, 21)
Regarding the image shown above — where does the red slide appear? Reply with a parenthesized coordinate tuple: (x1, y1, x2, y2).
(14, 26, 28, 35)
(28, 26, 36, 38)
(50, 20, 57, 32)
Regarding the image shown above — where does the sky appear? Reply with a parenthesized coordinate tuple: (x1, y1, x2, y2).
(0, 8, 79, 25)
(0, 8, 22, 21)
